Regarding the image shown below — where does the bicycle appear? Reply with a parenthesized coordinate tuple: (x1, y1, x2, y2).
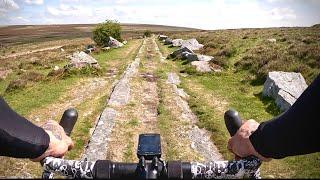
(41, 109, 261, 179)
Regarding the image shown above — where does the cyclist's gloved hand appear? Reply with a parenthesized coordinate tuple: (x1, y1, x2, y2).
(31, 120, 74, 162)
(227, 119, 271, 162)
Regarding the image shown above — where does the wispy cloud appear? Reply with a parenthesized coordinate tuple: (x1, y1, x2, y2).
(24, 0, 43, 5)
(1, 0, 319, 29)
(0, 0, 19, 15)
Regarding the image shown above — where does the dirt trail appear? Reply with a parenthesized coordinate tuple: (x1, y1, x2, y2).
(153, 38, 223, 162)
(105, 37, 163, 162)
(0, 40, 142, 178)
(0, 45, 63, 59)
(102, 36, 223, 163)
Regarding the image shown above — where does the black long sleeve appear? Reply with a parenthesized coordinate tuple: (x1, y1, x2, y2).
(250, 75, 320, 159)
(0, 97, 49, 159)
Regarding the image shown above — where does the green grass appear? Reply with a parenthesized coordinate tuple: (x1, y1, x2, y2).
(156, 80, 180, 160)
(65, 95, 107, 160)
(165, 27, 320, 83)
(123, 131, 135, 162)
(158, 37, 320, 178)
(3, 77, 77, 116)
(93, 39, 142, 76)
(0, 39, 143, 178)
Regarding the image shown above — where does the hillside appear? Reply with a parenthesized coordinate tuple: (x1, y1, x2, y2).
(0, 23, 200, 46)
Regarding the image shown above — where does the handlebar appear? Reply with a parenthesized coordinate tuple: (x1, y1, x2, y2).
(42, 109, 262, 179)
(41, 108, 78, 179)
(42, 156, 261, 179)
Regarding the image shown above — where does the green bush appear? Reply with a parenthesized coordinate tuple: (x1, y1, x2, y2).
(93, 20, 122, 46)
(144, 30, 151, 37)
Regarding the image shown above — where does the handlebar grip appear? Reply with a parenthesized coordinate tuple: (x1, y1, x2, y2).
(224, 109, 242, 136)
(59, 108, 78, 136)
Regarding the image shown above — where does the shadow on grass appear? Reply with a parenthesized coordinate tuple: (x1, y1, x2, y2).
(254, 92, 281, 116)
(250, 76, 266, 86)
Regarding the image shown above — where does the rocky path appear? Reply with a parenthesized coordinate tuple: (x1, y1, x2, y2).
(0, 39, 143, 178)
(84, 36, 223, 164)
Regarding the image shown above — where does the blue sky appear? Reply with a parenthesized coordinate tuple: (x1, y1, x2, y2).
(0, 0, 320, 29)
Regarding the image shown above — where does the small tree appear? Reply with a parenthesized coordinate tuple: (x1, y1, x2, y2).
(144, 30, 151, 37)
(93, 20, 122, 46)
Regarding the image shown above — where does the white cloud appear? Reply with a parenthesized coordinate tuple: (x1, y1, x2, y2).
(24, 0, 43, 5)
(1, 0, 315, 28)
(0, 0, 19, 14)
(47, 4, 93, 17)
(268, 7, 296, 21)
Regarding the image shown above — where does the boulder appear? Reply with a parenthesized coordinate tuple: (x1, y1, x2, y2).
(181, 38, 204, 51)
(172, 39, 184, 47)
(191, 61, 212, 72)
(84, 44, 96, 54)
(267, 38, 277, 43)
(263, 71, 308, 111)
(107, 36, 123, 48)
(158, 35, 168, 41)
(181, 51, 193, 60)
(187, 54, 213, 62)
(164, 38, 173, 45)
(68, 51, 100, 69)
(53, 66, 60, 71)
(102, 47, 111, 51)
(170, 47, 194, 59)
(166, 73, 181, 85)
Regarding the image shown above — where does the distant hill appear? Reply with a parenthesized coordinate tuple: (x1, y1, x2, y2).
(0, 23, 201, 45)
(311, 23, 320, 28)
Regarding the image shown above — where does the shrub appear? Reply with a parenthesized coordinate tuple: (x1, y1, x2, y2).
(5, 71, 45, 92)
(144, 30, 151, 37)
(93, 20, 122, 46)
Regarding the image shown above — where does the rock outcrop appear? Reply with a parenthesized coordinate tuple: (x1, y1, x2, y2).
(68, 51, 100, 69)
(187, 54, 214, 62)
(107, 36, 123, 48)
(158, 35, 168, 41)
(181, 38, 204, 50)
(164, 38, 173, 45)
(172, 39, 184, 47)
(263, 71, 308, 111)
(191, 61, 212, 72)
(169, 47, 194, 59)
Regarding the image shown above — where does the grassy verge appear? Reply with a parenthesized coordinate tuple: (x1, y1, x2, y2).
(3, 77, 77, 116)
(93, 39, 142, 77)
(0, 39, 142, 178)
(156, 80, 180, 160)
(158, 40, 320, 178)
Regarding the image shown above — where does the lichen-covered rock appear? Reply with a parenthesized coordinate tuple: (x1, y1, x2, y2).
(68, 51, 100, 69)
(81, 108, 117, 161)
(263, 71, 308, 111)
(172, 39, 184, 47)
(107, 36, 123, 48)
(181, 38, 204, 50)
(191, 61, 212, 72)
(187, 54, 214, 62)
(164, 38, 173, 45)
(169, 47, 194, 58)
(158, 34, 168, 40)
(181, 51, 193, 60)
(166, 72, 181, 85)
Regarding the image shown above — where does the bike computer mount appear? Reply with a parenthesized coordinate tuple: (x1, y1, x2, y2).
(137, 134, 161, 160)
(136, 134, 164, 179)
